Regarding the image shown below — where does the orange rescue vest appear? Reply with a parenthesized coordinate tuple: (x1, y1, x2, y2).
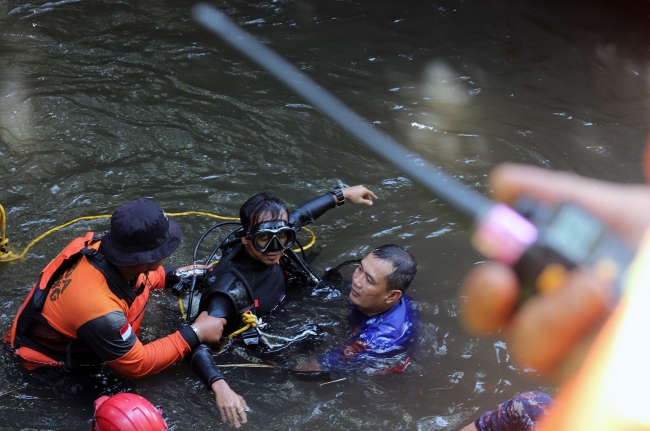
(3, 232, 149, 370)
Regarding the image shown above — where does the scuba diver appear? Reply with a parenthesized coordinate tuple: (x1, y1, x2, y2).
(293, 244, 418, 376)
(166, 184, 376, 428)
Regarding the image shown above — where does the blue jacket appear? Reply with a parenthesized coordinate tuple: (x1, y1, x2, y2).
(318, 295, 417, 374)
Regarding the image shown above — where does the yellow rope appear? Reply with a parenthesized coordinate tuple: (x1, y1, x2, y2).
(165, 211, 239, 221)
(227, 311, 258, 338)
(0, 212, 111, 262)
(178, 297, 186, 320)
(0, 204, 11, 257)
(299, 226, 316, 251)
(0, 209, 316, 263)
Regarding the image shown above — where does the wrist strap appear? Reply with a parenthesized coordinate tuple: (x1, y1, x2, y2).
(328, 186, 345, 206)
(190, 324, 202, 343)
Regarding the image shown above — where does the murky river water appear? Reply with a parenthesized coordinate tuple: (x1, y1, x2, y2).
(1, 0, 649, 429)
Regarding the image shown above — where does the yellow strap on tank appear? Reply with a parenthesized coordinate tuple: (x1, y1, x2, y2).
(178, 297, 186, 319)
(227, 311, 258, 338)
(0, 208, 316, 262)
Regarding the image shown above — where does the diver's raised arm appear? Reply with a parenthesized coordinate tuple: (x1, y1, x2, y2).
(341, 185, 376, 206)
(289, 185, 376, 230)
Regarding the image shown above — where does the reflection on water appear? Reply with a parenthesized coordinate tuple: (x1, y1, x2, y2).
(1, 0, 649, 429)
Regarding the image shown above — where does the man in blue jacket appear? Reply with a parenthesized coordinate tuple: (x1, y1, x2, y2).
(295, 244, 418, 374)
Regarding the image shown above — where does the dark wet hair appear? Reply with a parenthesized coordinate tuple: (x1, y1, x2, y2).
(371, 244, 417, 292)
(240, 192, 289, 231)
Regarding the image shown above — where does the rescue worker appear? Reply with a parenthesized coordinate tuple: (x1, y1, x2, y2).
(294, 244, 418, 375)
(172, 185, 376, 428)
(3, 199, 226, 395)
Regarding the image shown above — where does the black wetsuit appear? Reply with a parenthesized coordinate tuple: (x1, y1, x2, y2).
(187, 192, 338, 389)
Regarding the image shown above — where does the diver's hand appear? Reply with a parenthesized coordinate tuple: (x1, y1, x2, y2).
(212, 379, 249, 428)
(192, 312, 226, 344)
(459, 164, 650, 382)
(341, 185, 377, 206)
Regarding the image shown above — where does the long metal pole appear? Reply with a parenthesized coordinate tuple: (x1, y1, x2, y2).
(191, 4, 493, 222)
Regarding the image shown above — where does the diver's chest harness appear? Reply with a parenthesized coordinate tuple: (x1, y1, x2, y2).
(198, 243, 262, 346)
(197, 241, 322, 349)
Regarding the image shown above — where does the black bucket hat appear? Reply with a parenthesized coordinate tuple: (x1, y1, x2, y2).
(101, 199, 182, 267)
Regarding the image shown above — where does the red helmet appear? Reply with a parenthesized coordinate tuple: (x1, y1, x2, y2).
(91, 393, 168, 431)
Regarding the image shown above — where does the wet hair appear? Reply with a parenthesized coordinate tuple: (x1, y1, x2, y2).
(371, 244, 417, 292)
(240, 192, 289, 231)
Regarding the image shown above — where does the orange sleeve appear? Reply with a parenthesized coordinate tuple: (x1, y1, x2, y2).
(106, 330, 192, 379)
(136, 266, 167, 291)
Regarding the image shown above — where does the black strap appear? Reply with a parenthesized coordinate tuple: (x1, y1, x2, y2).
(16, 313, 73, 367)
(83, 247, 135, 304)
(228, 267, 256, 314)
(283, 248, 322, 284)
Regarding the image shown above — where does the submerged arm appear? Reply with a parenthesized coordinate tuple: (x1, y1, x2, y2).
(187, 293, 249, 427)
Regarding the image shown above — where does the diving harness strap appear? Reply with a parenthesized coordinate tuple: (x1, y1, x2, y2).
(226, 311, 317, 351)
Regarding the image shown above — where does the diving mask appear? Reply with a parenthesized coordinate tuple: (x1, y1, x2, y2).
(246, 219, 296, 253)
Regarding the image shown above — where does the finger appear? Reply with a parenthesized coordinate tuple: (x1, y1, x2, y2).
(225, 405, 240, 428)
(459, 262, 519, 335)
(509, 269, 611, 376)
(219, 406, 228, 424)
(240, 396, 250, 411)
(490, 164, 613, 205)
(231, 406, 243, 428)
(489, 164, 650, 245)
(237, 405, 248, 424)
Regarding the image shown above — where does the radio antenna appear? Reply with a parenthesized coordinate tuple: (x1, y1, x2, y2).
(192, 4, 492, 221)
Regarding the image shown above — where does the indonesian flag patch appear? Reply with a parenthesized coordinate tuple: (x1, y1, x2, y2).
(120, 322, 133, 341)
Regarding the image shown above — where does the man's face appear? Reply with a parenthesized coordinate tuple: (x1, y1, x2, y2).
(349, 253, 399, 316)
(242, 211, 289, 265)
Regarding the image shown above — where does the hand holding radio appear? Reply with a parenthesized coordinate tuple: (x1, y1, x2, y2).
(460, 164, 650, 381)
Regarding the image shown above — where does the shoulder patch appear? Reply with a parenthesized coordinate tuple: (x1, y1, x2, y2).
(119, 322, 132, 341)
